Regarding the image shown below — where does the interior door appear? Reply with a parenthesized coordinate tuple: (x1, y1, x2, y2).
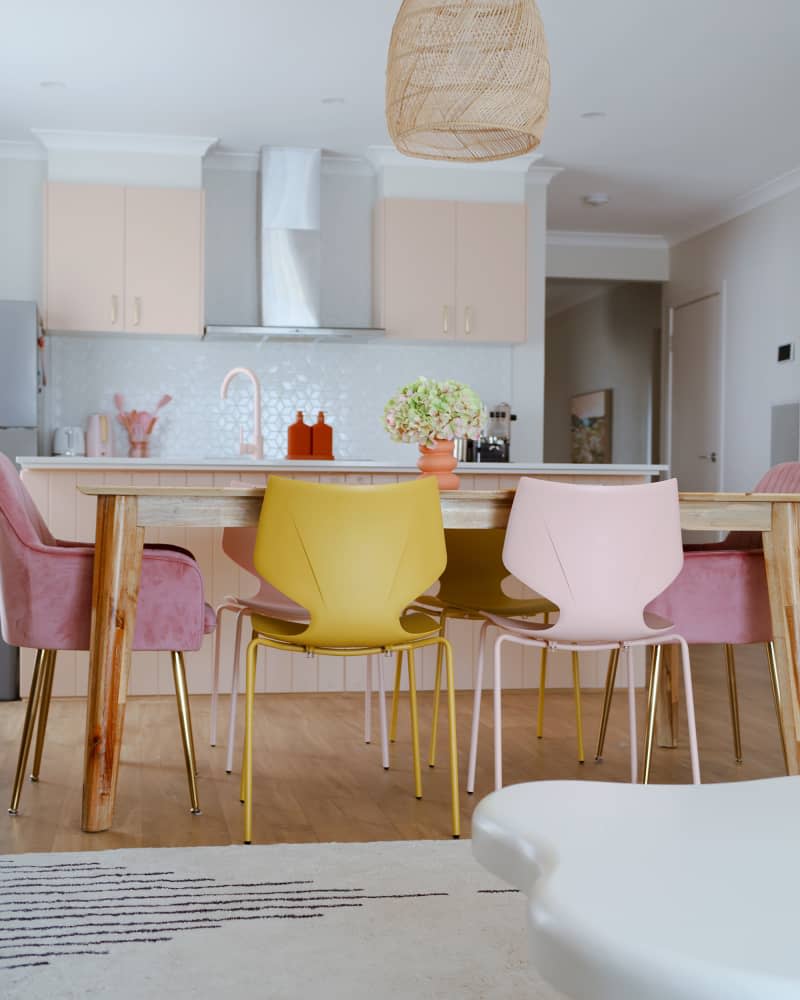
(669, 293, 723, 493)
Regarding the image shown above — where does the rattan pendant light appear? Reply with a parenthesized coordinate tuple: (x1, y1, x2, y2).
(385, 0, 550, 163)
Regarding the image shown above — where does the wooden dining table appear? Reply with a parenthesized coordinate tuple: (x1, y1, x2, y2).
(78, 484, 800, 832)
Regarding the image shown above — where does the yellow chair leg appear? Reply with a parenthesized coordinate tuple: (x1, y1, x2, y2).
(8, 649, 47, 815)
(536, 612, 549, 738)
(389, 649, 403, 743)
(595, 647, 620, 761)
(428, 612, 448, 768)
(766, 641, 790, 775)
(441, 638, 461, 839)
(724, 644, 743, 764)
(171, 651, 201, 815)
(407, 648, 423, 800)
(243, 638, 258, 844)
(571, 651, 585, 764)
(30, 649, 57, 782)
(643, 644, 663, 784)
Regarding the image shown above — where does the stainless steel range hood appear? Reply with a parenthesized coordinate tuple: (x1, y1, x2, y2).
(205, 147, 384, 342)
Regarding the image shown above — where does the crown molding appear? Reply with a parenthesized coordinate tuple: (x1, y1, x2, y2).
(31, 129, 218, 157)
(547, 230, 669, 251)
(204, 149, 375, 177)
(0, 139, 46, 161)
(367, 144, 543, 174)
(669, 164, 800, 246)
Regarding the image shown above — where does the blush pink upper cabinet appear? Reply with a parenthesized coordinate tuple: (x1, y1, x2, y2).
(44, 182, 204, 337)
(455, 202, 527, 343)
(124, 187, 204, 336)
(45, 183, 125, 333)
(375, 198, 456, 340)
(374, 198, 527, 343)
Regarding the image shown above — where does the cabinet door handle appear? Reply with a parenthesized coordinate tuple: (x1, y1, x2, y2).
(465, 306, 472, 335)
(442, 305, 449, 334)
(110, 295, 118, 325)
(133, 297, 142, 327)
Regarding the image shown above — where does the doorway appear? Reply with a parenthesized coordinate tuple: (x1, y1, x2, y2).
(667, 292, 724, 493)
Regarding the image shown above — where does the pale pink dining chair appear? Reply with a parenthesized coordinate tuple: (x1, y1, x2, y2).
(598, 461, 800, 779)
(467, 477, 701, 791)
(0, 454, 216, 816)
(211, 522, 390, 773)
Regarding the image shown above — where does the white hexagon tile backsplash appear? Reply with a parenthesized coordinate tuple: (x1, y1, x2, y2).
(46, 337, 514, 462)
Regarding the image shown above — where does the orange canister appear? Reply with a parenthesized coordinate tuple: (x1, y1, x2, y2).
(311, 412, 334, 460)
(287, 411, 312, 459)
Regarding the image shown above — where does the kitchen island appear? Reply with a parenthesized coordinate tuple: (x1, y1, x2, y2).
(17, 458, 667, 698)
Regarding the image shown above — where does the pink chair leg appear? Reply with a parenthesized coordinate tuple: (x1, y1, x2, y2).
(364, 654, 373, 744)
(467, 619, 491, 794)
(225, 609, 248, 774)
(626, 645, 638, 783)
(493, 633, 509, 792)
(377, 655, 390, 770)
(677, 637, 702, 784)
(211, 603, 238, 747)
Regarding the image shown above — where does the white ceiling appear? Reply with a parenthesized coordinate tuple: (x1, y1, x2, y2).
(3, 0, 800, 241)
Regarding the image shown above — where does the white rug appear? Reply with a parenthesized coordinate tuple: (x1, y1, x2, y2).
(0, 840, 565, 1000)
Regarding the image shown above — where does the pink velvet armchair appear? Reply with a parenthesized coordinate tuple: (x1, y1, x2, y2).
(0, 455, 215, 816)
(596, 462, 800, 776)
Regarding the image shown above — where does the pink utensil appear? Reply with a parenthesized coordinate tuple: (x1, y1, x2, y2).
(114, 393, 172, 457)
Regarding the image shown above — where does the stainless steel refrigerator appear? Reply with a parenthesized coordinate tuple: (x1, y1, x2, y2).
(0, 301, 41, 700)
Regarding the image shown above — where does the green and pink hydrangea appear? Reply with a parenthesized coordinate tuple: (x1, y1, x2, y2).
(383, 376, 486, 445)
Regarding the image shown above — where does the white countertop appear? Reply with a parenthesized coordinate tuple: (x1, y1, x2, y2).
(18, 456, 668, 476)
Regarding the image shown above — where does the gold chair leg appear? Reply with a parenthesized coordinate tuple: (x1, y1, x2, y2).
(428, 612, 448, 768)
(571, 652, 585, 764)
(389, 649, 403, 743)
(595, 647, 620, 761)
(723, 644, 743, 764)
(439, 637, 461, 839)
(536, 612, 549, 738)
(171, 651, 201, 815)
(643, 645, 663, 784)
(242, 638, 258, 844)
(766, 641, 790, 775)
(407, 647, 423, 800)
(8, 649, 47, 814)
(30, 649, 57, 782)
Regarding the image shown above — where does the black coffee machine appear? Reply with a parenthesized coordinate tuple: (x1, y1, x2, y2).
(477, 403, 516, 462)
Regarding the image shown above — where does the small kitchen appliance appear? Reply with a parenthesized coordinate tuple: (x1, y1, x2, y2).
(52, 426, 85, 457)
(477, 403, 516, 462)
(86, 413, 113, 457)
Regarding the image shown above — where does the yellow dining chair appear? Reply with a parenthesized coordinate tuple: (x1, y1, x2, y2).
(240, 475, 460, 843)
(395, 528, 587, 788)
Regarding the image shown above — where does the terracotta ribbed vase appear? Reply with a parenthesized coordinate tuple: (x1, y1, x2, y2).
(417, 438, 459, 490)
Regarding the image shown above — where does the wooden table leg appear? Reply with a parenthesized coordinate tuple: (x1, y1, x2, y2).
(655, 644, 680, 748)
(82, 495, 144, 832)
(762, 502, 800, 776)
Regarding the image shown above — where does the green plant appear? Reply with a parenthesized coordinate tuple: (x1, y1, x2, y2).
(383, 376, 486, 445)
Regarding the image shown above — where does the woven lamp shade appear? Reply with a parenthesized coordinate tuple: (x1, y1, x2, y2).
(385, 0, 550, 163)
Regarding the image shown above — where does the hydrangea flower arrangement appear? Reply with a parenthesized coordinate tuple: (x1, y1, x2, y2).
(383, 376, 486, 446)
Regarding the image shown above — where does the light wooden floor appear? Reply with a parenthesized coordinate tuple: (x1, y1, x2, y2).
(0, 643, 787, 854)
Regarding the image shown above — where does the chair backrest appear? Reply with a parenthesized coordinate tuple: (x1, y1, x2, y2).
(0, 454, 58, 644)
(254, 475, 446, 647)
(726, 462, 800, 549)
(436, 528, 512, 608)
(502, 477, 683, 641)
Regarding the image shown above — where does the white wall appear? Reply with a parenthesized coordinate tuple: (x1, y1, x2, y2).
(668, 187, 800, 490)
(0, 156, 44, 303)
(544, 282, 662, 463)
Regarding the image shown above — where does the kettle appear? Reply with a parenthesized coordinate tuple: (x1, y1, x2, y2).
(52, 426, 86, 457)
(86, 413, 114, 458)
